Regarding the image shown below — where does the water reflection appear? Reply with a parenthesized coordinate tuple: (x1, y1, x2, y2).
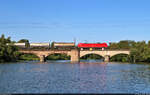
(0, 60, 150, 93)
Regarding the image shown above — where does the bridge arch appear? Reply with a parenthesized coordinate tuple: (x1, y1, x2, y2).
(45, 52, 69, 57)
(110, 53, 129, 62)
(80, 53, 104, 58)
(80, 53, 104, 60)
(109, 52, 130, 57)
(18, 52, 40, 61)
(45, 53, 71, 60)
(80, 52, 105, 58)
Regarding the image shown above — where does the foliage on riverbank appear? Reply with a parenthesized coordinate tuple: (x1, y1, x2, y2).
(18, 53, 70, 61)
(19, 54, 39, 61)
(110, 54, 130, 62)
(46, 54, 70, 60)
(80, 54, 103, 60)
(108, 40, 150, 63)
(0, 34, 20, 63)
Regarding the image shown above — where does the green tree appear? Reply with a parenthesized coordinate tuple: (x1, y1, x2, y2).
(51, 41, 55, 49)
(108, 40, 135, 50)
(0, 34, 19, 63)
(18, 39, 30, 48)
(108, 42, 119, 50)
(118, 40, 135, 49)
(129, 41, 150, 63)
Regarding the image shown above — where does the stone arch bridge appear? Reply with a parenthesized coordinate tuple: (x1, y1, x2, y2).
(19, 49, 130, 62)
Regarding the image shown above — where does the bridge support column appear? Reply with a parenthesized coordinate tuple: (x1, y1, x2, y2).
(70, 49, 80, 62)
(104, 55, 110, 62)
(39, 55, 46, 62)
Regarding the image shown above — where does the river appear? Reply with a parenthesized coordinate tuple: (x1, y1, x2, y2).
(0, 60, 150, 94)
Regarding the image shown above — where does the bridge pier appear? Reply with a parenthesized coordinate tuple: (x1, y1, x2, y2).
(70, 49, 80, 62)
(104, 55, 110, 62)
(39, 55, 46, 62)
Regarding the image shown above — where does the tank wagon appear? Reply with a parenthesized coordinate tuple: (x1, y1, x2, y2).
(8, 43, 26, 48)
(51, 42, 75, 50)
(6, 42, 28, 49)
(29, 43, 50, 50)
(78, 43, 108, 51)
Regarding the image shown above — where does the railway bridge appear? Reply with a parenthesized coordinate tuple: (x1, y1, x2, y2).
(19, 49, 130, 62)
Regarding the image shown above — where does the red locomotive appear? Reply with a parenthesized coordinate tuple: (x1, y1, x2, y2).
(78, 43, 108, 51)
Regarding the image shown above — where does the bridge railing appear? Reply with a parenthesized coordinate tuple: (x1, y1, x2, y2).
(19, 48, 72, 51)
(79, 48, 130, 51)
(105, 48, 130, 51)
(19, 48, 130, 51)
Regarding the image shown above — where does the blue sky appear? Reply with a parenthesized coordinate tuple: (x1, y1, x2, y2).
(0, 0, 150, 43)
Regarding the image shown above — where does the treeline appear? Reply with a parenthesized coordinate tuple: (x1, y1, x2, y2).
(108, 40, 150, 63)
(0, 34, 20, 62)
(0, 34, 38, 62)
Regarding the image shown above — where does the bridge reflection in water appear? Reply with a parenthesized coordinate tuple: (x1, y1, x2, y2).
(79, 61, 107, 92)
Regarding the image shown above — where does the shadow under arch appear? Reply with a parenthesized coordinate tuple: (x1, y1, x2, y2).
(45, 53, 71, 60)
(110, 53, 129, 62)
(80, 53, 104, 60)
(19, 53, 40, 61)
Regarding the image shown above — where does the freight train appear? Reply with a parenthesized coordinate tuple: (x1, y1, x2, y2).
(10, 42, 108, 50)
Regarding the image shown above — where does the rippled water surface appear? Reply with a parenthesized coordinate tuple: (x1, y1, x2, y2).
(0, 60, 150, 94)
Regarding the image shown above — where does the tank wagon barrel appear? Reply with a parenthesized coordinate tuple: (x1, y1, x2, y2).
(52, 42, 76, 50)
(7, 43, 26, 48)
(29, 43, 50, 50)
(30, 43, 50, 47)
(13, 43, 26, 47)
(53, 42, 75, 47)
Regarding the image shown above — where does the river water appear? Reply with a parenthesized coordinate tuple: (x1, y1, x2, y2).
(0, 60, 150, 94)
